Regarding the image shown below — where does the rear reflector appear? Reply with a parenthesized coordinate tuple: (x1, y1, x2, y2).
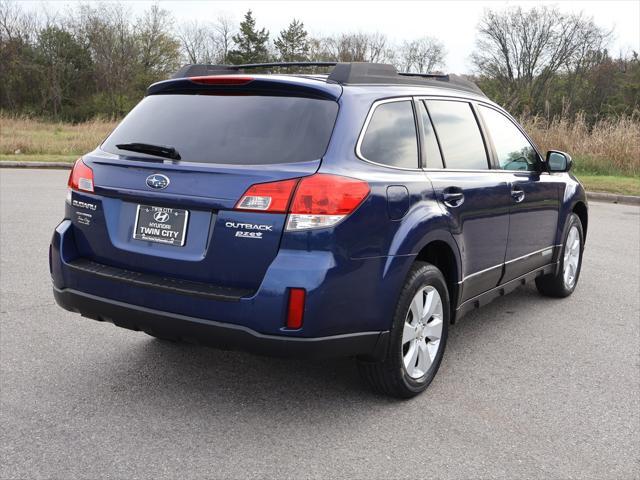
(68, 158, 94, 193)
(189, 76, 254, 86)
(286, 288, 306, 329)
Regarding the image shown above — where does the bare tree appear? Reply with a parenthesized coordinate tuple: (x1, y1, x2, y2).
(177, 20, 216, 64)
(472, 6, 610, 111)
(397, 37, 445, 73)
(366, 32, 389, 63)
(319, 32, 393, 63)
(0, 0, 38, 42)
(212, 15, 234, 63)
(136, 4, 181, 76)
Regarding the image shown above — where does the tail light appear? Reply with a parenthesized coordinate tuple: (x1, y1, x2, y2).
(235, 174, 370, 231)
(235, 178, 298, 213)
(68, 158, 94, 193)
(287, 174, 370, 230)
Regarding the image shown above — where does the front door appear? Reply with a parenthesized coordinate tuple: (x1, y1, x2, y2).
(476, 105, 561, 283)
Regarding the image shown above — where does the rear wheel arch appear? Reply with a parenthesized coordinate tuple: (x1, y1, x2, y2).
(416, 239, 460, 323)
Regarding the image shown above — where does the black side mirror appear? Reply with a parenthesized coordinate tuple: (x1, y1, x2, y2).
(546, 150, 573, 172)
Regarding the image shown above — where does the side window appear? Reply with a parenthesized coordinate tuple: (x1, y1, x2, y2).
(359, 100, 419, 169)
(425, 100, 488, 170)
(418, 101, 444, 169)
(479, 106, 539, 171)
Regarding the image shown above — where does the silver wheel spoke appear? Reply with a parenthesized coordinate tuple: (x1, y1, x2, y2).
(404, 340, 418, 375)
(415, 340, 432, 376)
(571, 238, 580, 253)
(410, 292, 424, 324)
(422, 290, 436, 320)
(424, 316, 443, 341)
(402, 321, 416, 345)
(402, 285, 444, 379)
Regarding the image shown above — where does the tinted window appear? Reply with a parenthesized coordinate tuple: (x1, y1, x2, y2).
(360, 100, 418, 169)
(426, 100, 488, 170)
(418, 101, 444, 168)
(479, 106, 539, 171)
(102, 94, 338, 165)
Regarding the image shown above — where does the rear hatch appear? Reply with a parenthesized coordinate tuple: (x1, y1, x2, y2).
(70, 77, 341, 292)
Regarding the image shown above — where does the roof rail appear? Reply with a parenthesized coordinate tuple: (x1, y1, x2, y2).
(171, 62, 485, 97)
(327, 63, 485, 96)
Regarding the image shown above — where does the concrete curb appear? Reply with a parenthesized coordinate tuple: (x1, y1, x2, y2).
(0, 161, 73, 169)
(587, 191, 640, 206)
(2, 161, 639, 206)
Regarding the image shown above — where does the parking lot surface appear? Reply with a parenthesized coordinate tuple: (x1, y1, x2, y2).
(1, 169, 639, 479)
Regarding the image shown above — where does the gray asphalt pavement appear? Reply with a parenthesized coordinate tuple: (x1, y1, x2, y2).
(1, 169, 639, 479)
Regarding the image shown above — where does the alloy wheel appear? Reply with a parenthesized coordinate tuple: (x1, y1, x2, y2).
(563, 225, 581, 289)
(401, 286, 444, 379)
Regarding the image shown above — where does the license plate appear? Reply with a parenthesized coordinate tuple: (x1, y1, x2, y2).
(133, 205, 189, 246)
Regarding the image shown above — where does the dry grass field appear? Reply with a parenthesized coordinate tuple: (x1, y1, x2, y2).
(521, 113, 640, 177)
(1, 114, 638, 195)
(0, 116, 117, 160)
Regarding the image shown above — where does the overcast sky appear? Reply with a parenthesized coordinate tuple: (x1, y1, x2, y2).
(24, 0, 640, 73)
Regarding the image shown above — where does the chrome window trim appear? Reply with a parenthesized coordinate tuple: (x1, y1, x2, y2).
(414, 94, 546, 171)
(355, 97, 423, 172)
(355, 94, 547, 175)
(423, 168, 544, 174)
(504, 246, 558, 265)
(460, 263, 503, 283)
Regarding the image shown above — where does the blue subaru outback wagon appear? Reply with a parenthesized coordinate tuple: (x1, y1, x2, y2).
(51, 62, 587, 398)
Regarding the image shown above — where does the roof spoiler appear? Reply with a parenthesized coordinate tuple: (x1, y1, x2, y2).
(171, 62, 338, 78)
(171, 62, 486, 97)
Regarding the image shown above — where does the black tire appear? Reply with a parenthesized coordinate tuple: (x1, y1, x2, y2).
(536, 213, 584, 298)
(358, 261, 450, 399)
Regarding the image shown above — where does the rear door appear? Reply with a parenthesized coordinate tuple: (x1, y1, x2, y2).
(420, 99, 511, 302)
(74, 92, 339, 291)
(477, 105, 560, 283)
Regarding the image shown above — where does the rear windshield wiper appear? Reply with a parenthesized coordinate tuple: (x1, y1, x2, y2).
(115, 142, 181, 161)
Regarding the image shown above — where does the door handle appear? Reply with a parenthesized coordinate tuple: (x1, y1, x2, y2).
(511, 186, 525, 203)
(442, 189, 465, 208)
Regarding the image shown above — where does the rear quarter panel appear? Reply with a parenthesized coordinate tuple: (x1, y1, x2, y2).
(289, 90, 462, 331)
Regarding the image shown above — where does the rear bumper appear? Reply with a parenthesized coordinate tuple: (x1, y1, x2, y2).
(53, 286, 388, 359)
(51, 215, 411, 340)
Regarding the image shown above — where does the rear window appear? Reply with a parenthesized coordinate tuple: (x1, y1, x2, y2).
(102, 94, 338, 165)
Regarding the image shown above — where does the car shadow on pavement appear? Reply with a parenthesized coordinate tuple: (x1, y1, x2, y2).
(92, 284, 550, 418)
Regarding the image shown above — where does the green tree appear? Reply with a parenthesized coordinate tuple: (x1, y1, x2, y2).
(0, 0, 41, 114)
(135, 4, 181, 89)
(75, 3, 141, 117)
(274, 19, 308, 62)
(35, 26, 92, 118)
(227, 10, 269, 64)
